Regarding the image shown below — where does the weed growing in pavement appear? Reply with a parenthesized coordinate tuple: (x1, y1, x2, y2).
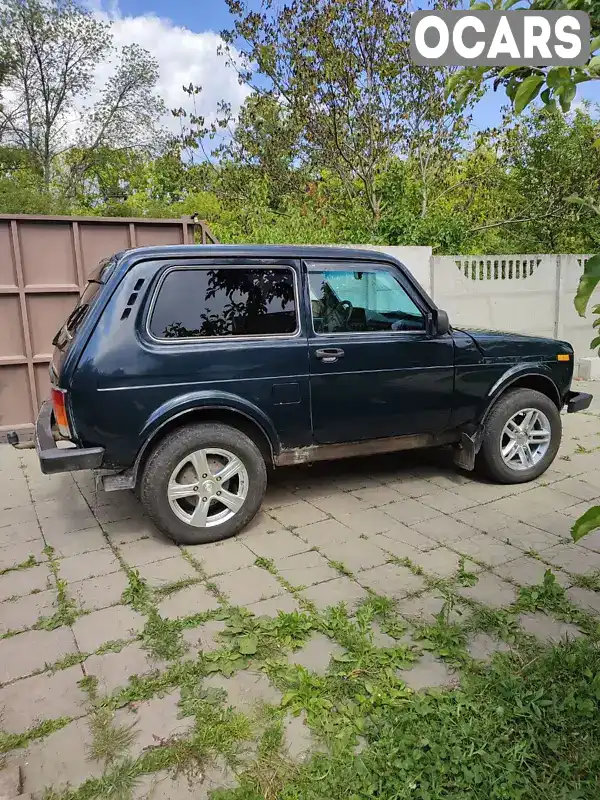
(50, 757, 141, 800)
(378, 614, 409, 640)
(177, 610, 220, 631)
(238, 717, 296, 800)
(456, 557, 479, 587)
(179, 549, 226, 602)
(574, 442, 600, 455)
(154, 577, 201, 598)
(33, 545, 80, 629)
(571, 570, 600, 591)
(0, 717, 72, 754)
(414, 594, 469, 664)
(47, 651, 87, 672)
(20, 542, 600, 800)
(120, 568, 207, 660)
(121, 569, 152, 612)
(515, 569, 569, 615)
(328, 560, 354, 578)
(87, 706, 136, 765)
(141, 609, 187, 661)
(36, 577, 78, 630)
(204, 608, 315, 676)
(95, 639, 131, 655)
(254, 556, 277, 574)
(254, 555, 307, 597)
(394, 555, 425, 577)
(78, 675, 99, 697)
(228, 638, 600, 800)
(464, 604, 522, 645)
(0, 553, 37, 576)
(178, 685, 253, 759)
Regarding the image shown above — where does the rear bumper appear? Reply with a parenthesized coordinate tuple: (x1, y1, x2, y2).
(35, 399, 104, 474)
(565, 391, 593, 414)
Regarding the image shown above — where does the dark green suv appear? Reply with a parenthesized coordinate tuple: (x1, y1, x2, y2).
(27, 245, 591, 545)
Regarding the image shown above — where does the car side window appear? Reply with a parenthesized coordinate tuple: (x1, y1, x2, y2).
(149, 267, 298, 339)
(308, 265, 426, 334)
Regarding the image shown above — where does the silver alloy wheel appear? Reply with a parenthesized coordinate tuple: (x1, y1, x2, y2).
(500, 408, 552, 471)
(167, 448, 249, 527)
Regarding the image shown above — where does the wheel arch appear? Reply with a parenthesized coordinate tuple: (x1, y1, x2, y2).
(455, 367, 562, 473)
(483, 367, 561, 423)
(131, 396, 278, 490)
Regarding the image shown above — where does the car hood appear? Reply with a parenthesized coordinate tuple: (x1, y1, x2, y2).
(455, 327, 572, 358)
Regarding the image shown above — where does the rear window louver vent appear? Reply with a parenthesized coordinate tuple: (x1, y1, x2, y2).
(120, 279, 145, 320)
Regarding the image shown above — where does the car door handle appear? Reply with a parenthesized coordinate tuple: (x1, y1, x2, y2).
(315, 347, 345, 363)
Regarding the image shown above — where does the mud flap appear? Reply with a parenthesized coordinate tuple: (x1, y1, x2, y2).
(453, 430, 482, 471)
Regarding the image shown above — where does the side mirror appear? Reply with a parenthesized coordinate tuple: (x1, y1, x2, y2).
(435, 309, 451, 336)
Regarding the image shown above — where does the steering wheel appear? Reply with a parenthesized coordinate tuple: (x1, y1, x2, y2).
(339, 300, 353, 322)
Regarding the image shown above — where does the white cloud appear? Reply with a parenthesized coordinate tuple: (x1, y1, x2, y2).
(90, 1, 251, 136)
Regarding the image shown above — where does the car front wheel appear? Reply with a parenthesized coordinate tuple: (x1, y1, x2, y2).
(476, 388, 562, 484)
(140, 422, 267, 544)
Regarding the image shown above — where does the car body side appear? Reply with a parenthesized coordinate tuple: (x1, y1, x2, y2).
(54, 245, 575, 476)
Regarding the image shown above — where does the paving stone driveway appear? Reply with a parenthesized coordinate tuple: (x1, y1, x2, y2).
(1, 382, 600, 799)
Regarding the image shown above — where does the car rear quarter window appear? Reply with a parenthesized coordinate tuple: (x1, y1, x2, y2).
(148, 267, 298, 339)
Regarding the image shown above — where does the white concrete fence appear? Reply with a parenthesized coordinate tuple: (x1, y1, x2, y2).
(348, 246, 599, 378)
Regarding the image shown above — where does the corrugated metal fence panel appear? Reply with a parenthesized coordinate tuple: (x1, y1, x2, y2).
(0, 214, 216, 436)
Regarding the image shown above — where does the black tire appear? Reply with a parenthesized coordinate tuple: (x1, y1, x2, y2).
(140, 422, 267, 545)
(476, 388, 561, 484)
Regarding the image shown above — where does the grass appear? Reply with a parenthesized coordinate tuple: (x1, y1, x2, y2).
(456, 556, 479, 588)
(36, 576, 79, 630)
(571, 570, 600, 591)
(0, 553, 38, 576)
(0, 717, 72, 753)
(36, 547, 80, 630)
(120, 569, 152, 613)
(154, 577, 202, 598)
(141, 609, 187, 661)
(5, 540, 600, 800)
(87, 707, 136, 765)
(47, 651, 87, 672)
(239, 637, 600, 800)
(414, 615, 469, 664)
(328, 560, 355, 578)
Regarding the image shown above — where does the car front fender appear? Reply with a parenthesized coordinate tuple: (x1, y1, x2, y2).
(486, 363, 561, 410)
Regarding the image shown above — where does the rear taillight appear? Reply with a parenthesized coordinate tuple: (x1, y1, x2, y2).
(51, 387, 71, 438)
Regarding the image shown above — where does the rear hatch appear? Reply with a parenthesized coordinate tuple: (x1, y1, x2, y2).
(50, 257, 116, 383)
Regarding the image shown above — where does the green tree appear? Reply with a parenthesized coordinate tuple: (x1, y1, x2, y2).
(449, 0, 599, 117)
(179, 0, 471, 225)
(492, 106, 600, 251)
(447, 0, 600, 315)
(0, 0, 166, 194)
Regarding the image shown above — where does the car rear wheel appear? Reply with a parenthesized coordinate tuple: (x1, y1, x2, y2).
(476, 388, 561, 484)
(140, 422, 267, 544)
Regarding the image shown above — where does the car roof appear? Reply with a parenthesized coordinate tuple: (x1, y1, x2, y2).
(108, 244, 437, 312)
(117, 244, 400, 264)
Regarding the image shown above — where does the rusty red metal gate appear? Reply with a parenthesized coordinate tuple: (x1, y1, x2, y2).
(0, 214, 217, 438)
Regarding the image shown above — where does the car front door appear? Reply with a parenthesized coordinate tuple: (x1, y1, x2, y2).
(307, 259, 455, 444)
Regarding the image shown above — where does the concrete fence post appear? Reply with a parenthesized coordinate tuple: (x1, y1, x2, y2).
(553, 254, 562, 341)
